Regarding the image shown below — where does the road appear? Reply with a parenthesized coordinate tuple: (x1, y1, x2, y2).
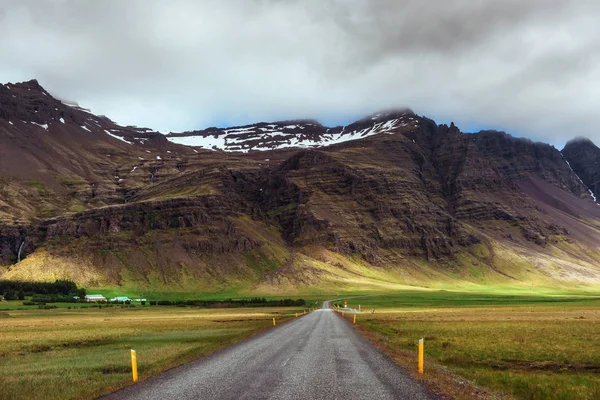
(102, 301, 435, 400)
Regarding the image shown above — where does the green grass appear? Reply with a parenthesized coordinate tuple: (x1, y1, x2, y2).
(0, 306, 301, 400)
(0, 299, 90, 310)
(84, 288, 299, 301)
(336, 290, 600, 309)
(243, 252, 279, 272)
(344, 291, 600, 400)
(27, 178, 46, 192)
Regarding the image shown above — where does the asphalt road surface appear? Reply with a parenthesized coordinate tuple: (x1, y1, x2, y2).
(102, 301, 435, 400)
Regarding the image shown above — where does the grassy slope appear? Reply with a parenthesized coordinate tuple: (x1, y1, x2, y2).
(4, 235, 600, 299)
(337, 293, 600, 400)
(0, 306, 302, 400)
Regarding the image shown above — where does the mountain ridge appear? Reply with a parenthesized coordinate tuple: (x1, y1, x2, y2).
(2, 79, 600, 294)
(164, 108, 420, 152)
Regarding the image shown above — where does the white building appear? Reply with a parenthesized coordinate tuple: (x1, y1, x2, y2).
(85, 294, 106, 302)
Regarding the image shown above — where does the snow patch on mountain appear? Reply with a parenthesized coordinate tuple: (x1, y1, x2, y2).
(168, 134, 228, 151)
(31, 122, 49, 130)
(104, 129, 133, 145)
(563, 158, 598, 204)
(164, 112, 417, 152)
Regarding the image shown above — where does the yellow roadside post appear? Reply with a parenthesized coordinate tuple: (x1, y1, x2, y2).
(418, 339, 424, 374)
(353, 314, 356, 324)
(342, 311, 345, 317)
(304, 310, 306, 315)
(296, 312, 298, 318)
(273, 317, 276, 326)
(131, 349, 138, 382)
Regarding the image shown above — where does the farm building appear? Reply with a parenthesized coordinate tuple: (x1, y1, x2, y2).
(85, 294, 106, 302)
(110, 296, 131, 302)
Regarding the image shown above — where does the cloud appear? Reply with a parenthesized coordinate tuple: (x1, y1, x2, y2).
(0, 0, 598, 147)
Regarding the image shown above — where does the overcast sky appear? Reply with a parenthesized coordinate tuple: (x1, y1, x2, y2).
(0, 0, 599, 147)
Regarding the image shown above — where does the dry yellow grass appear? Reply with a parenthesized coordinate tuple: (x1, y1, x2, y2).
(0, 305, 299, 400)
(348, 298, 600, 399)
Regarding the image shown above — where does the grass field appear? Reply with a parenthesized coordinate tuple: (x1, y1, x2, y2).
(3, 290, 599, 400)
(0, 305, 303, 400)
(338, 292, 600, 400)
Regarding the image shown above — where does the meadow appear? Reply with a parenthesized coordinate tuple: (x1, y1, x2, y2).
(3, 289, 599, 400)
(339, 292, 600, 400)
(0, 305, 302, 400)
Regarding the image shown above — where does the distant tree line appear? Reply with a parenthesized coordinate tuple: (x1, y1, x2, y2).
(149, 298, 306, 307)
(0, 281, 305, 309)
(0, 280, 86, 301)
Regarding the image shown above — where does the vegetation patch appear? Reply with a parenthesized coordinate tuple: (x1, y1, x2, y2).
(0, 279, 85, 303)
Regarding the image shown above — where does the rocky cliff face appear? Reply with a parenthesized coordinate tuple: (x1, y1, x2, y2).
(562, 138, 600, 200)
(2, 79, 600, 291)
(250, 122, 596, 264)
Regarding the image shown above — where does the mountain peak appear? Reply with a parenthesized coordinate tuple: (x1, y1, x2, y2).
(562, 137, 600, 201)
(3, 78, 46, 93)
(354, 108, 415, 124)
(17, 78, 43, 88)
(271, 118, 322, 127)
(165, 109, 421, 152)
(564, 137, 596, 148)
(0, 78, 63, 123)
(1, 80, 422, 153)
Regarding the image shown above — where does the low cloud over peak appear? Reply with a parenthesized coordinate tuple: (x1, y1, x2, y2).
(0, 0, 598, 146)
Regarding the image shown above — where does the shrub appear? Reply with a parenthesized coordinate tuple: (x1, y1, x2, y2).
(31, 294, 78, 304)
(3, 290, 17, 300)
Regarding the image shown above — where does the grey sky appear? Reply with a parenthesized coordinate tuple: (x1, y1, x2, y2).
(0, 0, 599, 147)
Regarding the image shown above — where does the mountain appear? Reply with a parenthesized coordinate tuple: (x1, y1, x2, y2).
(2, 79, 600, 295)
(562, 138, 600, 201)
